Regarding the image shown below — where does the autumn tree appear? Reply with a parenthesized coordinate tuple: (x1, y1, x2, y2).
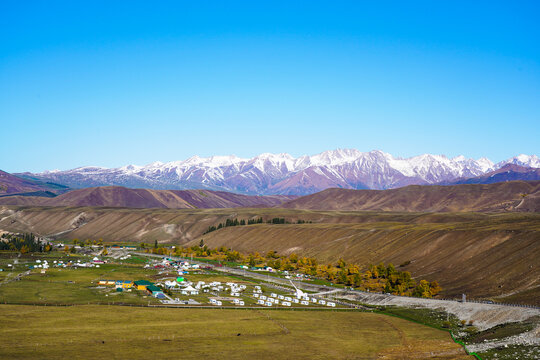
(429, 281, 442, 296)
(289, 253, 298, 263)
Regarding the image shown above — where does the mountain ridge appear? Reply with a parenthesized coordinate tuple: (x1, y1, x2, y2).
(440, 164, 540, 185)
(14, 149, 540, 195)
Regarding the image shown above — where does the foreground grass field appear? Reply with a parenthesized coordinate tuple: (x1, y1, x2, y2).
(0, 305, 470, 359)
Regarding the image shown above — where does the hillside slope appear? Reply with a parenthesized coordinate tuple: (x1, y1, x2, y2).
(1, 206, 538, 305)
(281, 181, 540, 212)
(0, 186, 296, 208)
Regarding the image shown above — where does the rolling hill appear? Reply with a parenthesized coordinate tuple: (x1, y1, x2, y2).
(0, 186, 296, 209)
(281, 181, 540, 212)
(0, 205, 538, 305)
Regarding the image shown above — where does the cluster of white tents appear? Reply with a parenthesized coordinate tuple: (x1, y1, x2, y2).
(296, 293, 336, 307)
(209, 297, 246, 306)
(206, 281, 246, 297)
(256, 296, 293, 307)
(227, 282, 247, 296)
(252, 285, 336, 308)
(162, 280, 200, 295)
(30, 259, 103, 269)
(33, 259, 49, 269)
(161, 279, 249, 296)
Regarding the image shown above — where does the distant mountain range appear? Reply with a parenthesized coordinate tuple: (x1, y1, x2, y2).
(15, 149, 539, 195)
(0, 170, 69, 197)
(441, 163, 540, 185)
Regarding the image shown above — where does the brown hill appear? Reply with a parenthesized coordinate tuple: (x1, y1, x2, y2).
(0, 186, 296, 209)
(281, 181, 540, 212)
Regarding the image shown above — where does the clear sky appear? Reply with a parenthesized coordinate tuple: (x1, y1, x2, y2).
(1, 1, 539, 172)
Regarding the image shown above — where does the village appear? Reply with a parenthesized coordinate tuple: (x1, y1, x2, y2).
(95, 257, 336, 308)
(0, 251, 337, 309)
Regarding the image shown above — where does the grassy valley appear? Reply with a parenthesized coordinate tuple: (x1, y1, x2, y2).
(1, 205, 539, 304)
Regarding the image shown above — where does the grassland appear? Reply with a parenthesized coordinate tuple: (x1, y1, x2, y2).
(0, 305, 471, 359)
(0, 253, 295, 308)
(0, 254, 156, 305)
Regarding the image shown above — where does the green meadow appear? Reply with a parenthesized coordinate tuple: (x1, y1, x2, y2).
(0, 305, 470, 360)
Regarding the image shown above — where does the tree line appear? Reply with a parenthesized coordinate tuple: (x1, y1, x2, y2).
(0, 233, 52, 253)
(203, 217, 312, 234)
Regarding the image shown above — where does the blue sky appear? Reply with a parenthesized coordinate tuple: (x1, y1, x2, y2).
(1, 1, 539, 172)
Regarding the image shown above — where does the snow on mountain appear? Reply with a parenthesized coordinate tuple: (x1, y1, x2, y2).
(25, 150, 538, 195)
(497, 154, 540, 169)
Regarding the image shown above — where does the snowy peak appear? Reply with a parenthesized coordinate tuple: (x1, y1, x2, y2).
(309, 148, 364, 166)
(498, 154, 540, 169)
(28, 150, 539, 196)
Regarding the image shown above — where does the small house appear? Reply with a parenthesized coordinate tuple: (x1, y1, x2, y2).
(147, 285, 164, 297)
(134, 280, 153, 291)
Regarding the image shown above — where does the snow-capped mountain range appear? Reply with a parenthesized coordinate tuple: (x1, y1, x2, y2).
(25, 150, 540, 195)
